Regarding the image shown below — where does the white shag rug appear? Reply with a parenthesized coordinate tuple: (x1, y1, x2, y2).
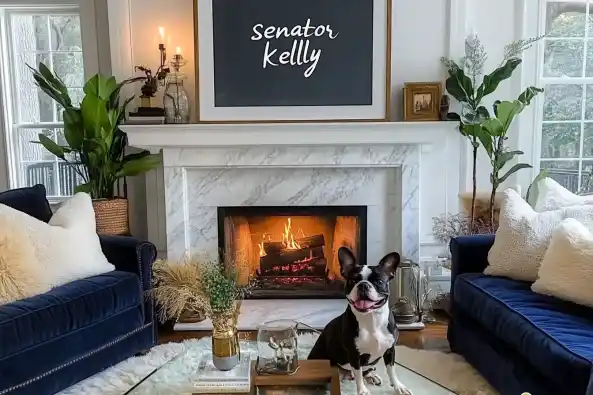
(58, 334, 497, 395)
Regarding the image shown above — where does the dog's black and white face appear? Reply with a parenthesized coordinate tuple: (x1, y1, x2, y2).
(338, 247, 400, 314)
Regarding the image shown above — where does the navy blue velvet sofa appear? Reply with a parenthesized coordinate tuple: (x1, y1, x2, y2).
(449, 235, 593, 395)
(0, 185, 157, 395)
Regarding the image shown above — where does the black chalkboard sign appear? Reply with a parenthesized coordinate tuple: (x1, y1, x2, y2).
(211, 0, 374, 107)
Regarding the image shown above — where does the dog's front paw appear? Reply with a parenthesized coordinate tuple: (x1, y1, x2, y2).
(393, 382, 412, 395)
(364, 371, 382, 386)
(341, 370, 355, 381)
(357, 385, 372, 395)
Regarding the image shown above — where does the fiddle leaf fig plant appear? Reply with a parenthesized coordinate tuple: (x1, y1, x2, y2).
(29, 63, 160, 199)
(478, 87, 544, 228)
(441, 33, 543, 232)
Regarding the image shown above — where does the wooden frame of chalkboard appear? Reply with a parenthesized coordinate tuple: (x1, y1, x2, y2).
(194, 0, 392, 123)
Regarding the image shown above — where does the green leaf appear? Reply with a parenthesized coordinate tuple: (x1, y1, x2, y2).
(475, 84, 485, 103)
(84, 74, 118, 100)
(463, 124, 490, 156)
(37, 134, 66, 160)
(122, 150, 152, 163)
(477, 129, 494, 158)
(518, 86, 544, 106)
(445, 68, 474, 103)
(109, 129, 127, 161)
(482, 118, 504, 137)
(63, 108, 84, 150)
(496, 150, 524, 168)
(457, 123, 468, 137)
(81, 94, 111, 140)
(74, 182, 92, 194)
(493, 100, 502, 117)
(119, 96, 135, 123)
(480, 58, 522, 98)
(28, 63, 72, 108)
(499, 163, 533, 184)
(476, 106, 490, 119)
(115, 155, 160, 178)
(526, 169, 549, 206)
(496, 100, 525, 134)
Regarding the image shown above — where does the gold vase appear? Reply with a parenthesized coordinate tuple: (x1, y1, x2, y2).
(211, 305, 240, 371)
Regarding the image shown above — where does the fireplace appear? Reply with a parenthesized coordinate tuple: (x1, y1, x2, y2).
(217, 206, 367, 298)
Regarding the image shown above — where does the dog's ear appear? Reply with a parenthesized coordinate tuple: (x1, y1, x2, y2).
(378, 252, 400, 280)
(338, 247, 356, 277)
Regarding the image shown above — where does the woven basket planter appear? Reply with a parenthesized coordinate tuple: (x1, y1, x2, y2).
(92, 198, 130, 235)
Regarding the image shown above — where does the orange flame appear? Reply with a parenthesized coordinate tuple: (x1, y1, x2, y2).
(259, 234, 270, 257)
(282, 218, 301, 250)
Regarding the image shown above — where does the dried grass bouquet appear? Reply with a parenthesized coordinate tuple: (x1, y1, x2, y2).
(432, 213, 493, 246)
(150, 256, 252, 324)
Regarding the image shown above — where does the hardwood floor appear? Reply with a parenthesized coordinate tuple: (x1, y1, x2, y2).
(158, 311, 450, 352)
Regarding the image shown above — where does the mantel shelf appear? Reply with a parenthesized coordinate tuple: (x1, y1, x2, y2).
(122, 121, 458, 150)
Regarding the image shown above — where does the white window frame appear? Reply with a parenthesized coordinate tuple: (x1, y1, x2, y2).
(0, 0, 99, 199)
(521, 0, 593, 193)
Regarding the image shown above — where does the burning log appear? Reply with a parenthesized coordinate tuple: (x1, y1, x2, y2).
(263, 234, 325, 255)
(260, 249, 312, 269)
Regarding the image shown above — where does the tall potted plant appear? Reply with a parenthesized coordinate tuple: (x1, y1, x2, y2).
(441, 34, 542, 231)
(477, 89, 543, 229)
(29, 63, 160, 235)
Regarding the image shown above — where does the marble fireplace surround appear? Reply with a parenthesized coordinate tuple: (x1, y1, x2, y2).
(163, 144, 419, 265)
(124, 122, 454, 330)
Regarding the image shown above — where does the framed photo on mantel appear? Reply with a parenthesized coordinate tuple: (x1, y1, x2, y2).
(194, 0, 392, 123)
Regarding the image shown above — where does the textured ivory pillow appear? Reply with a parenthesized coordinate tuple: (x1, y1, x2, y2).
(534, 177, 593, 211)
(0, 214, 48, 304)
(0, 192, 114, 290)
(485, 189, 593, 281)
(532, 218, 593, 308)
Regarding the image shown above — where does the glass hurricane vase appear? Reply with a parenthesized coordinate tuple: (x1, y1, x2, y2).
(256, 319, 299, 375)
(163, 72, 190, 124)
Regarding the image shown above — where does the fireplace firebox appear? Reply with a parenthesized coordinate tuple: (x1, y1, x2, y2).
(217, 206, 367, 298)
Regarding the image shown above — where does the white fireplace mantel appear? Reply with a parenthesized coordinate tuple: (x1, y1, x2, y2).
(122, 121, 462, 271)
(122, 121, 458, 151)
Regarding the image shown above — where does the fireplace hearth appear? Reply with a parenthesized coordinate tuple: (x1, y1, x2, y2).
(218, 206, 367, 298)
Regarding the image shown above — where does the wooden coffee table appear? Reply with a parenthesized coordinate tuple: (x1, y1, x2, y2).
(252, 360, 340, 394)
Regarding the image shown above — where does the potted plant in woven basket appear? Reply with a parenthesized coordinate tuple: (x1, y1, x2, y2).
(29, 63, 160, 235)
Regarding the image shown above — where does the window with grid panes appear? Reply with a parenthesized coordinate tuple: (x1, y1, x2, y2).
(4, 8, 84, 198)
(538, 1, 593, 193)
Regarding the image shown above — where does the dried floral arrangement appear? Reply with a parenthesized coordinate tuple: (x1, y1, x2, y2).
(432, 213, 494, 247)
(150, 256, 252, 326)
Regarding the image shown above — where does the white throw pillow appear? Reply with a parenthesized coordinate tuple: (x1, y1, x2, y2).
(0, 213, 48, 304)
(532, 218, 593, 308)
(485, 189, 593, 282)
(0, 192, 114, 289)
(534, 177, 593, 211)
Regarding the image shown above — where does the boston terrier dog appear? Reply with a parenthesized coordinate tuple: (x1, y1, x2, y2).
(308, 247, 411, 395)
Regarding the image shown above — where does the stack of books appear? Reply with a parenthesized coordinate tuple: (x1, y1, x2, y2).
(192, 351, 253, 394)
(126, 107, 165, 125)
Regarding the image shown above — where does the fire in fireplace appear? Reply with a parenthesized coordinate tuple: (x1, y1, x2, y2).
(217, 206, 367, 298)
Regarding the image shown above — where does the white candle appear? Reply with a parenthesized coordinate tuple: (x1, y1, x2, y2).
(158, 26, 165, 44)
(176, 46, 182, 55)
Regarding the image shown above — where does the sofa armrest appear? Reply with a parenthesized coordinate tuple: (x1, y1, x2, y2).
(99, 235, 156, 294)
(449, 235, 494, 291)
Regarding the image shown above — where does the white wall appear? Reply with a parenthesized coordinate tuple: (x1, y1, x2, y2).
(107, 0, 531, 259)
